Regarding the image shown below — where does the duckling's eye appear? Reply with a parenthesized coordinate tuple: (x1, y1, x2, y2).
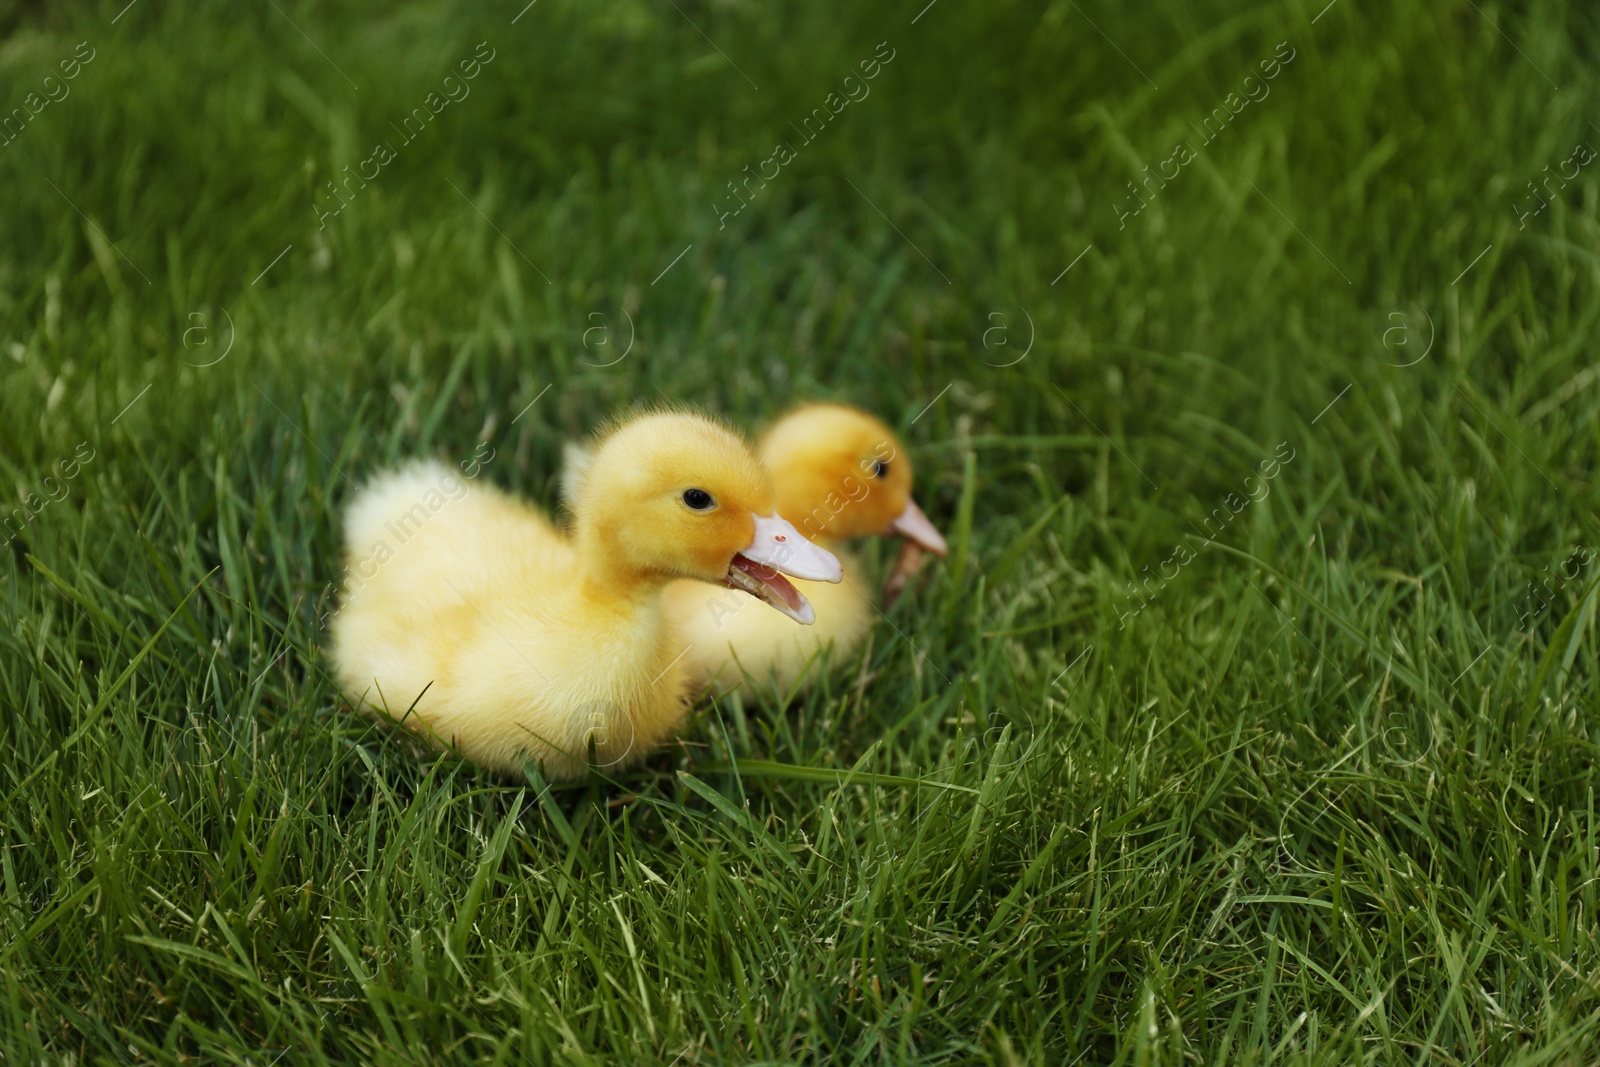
(682, 488, 715, 510)
(870, 460, 889, 479)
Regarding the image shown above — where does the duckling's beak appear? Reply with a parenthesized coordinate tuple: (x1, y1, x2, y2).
(724, 514, 843, 625)
(887, 498, 948, 556)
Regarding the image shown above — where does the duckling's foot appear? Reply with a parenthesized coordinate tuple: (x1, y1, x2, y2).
(883, 541, 928, 610)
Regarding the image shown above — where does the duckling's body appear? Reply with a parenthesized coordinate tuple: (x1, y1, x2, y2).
(329, 413, 840, 778)
(331, 460, 687, 772)
(655, 404, 946, 698)
(661, 543, 873, 697)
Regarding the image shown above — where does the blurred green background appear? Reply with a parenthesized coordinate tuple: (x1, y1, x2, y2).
(3, 0, 1599, 1062)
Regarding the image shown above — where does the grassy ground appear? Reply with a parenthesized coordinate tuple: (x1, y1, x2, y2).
(2, 0, 1599, 1062)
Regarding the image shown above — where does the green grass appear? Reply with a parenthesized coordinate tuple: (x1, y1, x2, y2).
(3, 0, 1600, 1062)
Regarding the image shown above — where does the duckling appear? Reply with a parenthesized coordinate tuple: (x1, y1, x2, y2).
(328, 412, 841, 779)
(653, 403, 947, 697)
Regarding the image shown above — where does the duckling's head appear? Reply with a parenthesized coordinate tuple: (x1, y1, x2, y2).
(571, 411, 841, 623)
(759, 404, 948, 555)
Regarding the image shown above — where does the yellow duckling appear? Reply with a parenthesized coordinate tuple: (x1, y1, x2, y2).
(653, 403, 947, 697)
(328, 411, 841, 779)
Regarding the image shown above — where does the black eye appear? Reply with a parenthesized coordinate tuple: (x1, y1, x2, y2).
(871, 461, 889, 479)
(682, 488, 714, 510)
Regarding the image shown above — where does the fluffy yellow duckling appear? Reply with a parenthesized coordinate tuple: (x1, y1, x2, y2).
(328, 411, 841, 779)
(655, 403, 947, 697)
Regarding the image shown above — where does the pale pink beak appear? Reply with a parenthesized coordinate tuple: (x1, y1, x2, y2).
(724, 514, 843, 625)
(887, 498, 947, 556)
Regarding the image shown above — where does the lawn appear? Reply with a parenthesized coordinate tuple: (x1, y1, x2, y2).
(3, 0, 1599, 1062)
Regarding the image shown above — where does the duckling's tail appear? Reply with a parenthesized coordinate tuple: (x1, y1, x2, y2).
(559, 440, 593, 511)
(343, 459, 468, 558)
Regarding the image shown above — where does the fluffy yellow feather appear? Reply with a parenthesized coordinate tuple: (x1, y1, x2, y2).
(328, 411, 840, 779)
(657, 404, 947, 698)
